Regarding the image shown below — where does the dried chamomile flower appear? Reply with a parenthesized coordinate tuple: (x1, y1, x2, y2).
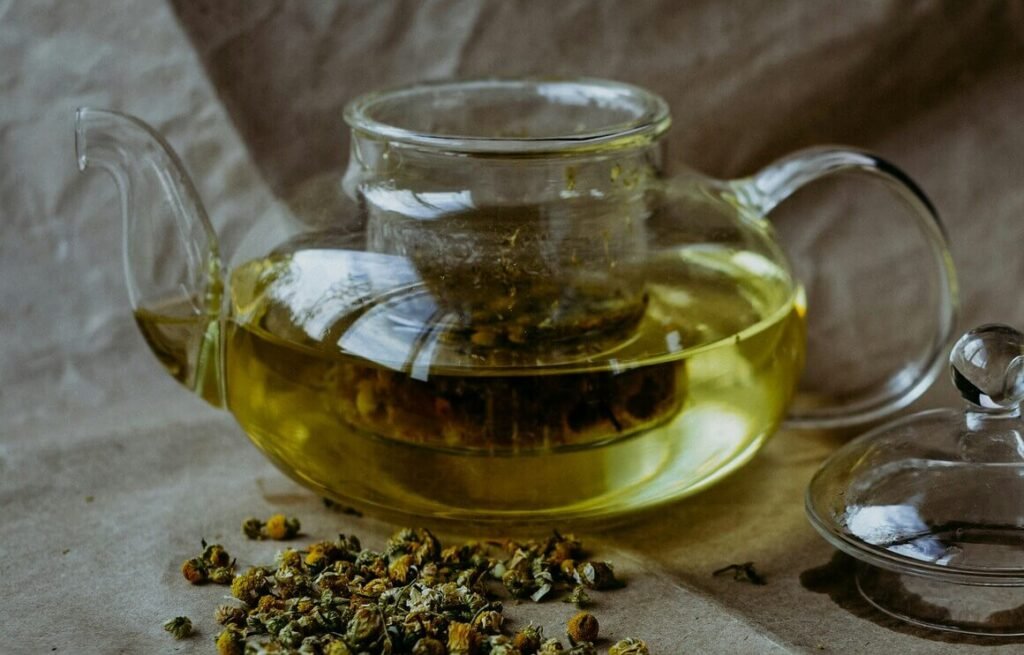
(487, 635, 523, 655)
(215, 626, 244, 655)
(231, 567, 270, 604)
(544, 531, 582, 566)
(562, 584, 591, 608)
(448, 621, 480, 654)
(538, 638, 565, 654)
(181, 557, 207, 584)
(512, 624, 543, 653)
(386, 527, 441, 564)
(412, 637, 446, 655)
(209, 566, 235, 585)
(324, 639, 355, 655)
(472, 608, 504, 634)
(162, 615, 193, 639)
(304, 540, 340, 569)
(566, 611, 599, 643)
(346, 606, 385, 649)
(388, 553, 416, 584)
(324, 639, 354, 655)
(574, 561, 620, 590)
(502, 567, 537, 599)
(265, 513, 301, 540)
(609, 637, 651, 655)
(203, 542, 232, 567)
(214, 604, 247, 626)
(565, 642, 597, 655)
(242, 517, 264, 539)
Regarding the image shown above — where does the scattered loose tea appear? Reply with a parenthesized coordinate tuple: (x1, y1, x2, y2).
(176, 521, 648, 653)
(162, 615, 193, 639)
(712, 562, 766, 585)
(566, 611, 599, 643)
(610, 638, 650, 655)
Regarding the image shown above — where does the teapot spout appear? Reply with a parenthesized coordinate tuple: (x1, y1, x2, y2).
(75, 108, 224, 406)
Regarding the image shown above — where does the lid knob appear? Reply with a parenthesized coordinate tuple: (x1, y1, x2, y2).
(950, 324, 1024, 410)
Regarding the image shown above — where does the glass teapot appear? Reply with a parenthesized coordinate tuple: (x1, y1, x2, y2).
(75, 78, 957, 522)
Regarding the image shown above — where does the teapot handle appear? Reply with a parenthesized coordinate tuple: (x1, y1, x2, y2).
(735, 147, 959, 429)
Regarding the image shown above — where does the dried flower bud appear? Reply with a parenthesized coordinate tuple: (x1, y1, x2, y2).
(389, 553, 416, 583)
(346, 606, 384, 648)
(574, 561, 619, 590)
(559, 558, 577, 580)
(360, 577, 391, 598)
(447, 621, 479, 655)
(441, 544, 468, 565)
(214, 605, 247, 626)
(567, 611, 599, 643)
(231, 567, 270, 604)
(487, 635, 522, 655)
(274, 565, 312, 598)
(566, 643, 597, 655)
(208, 566, 235, 585)
(215, 627, 244, 655)
(513, 624, 543, 653)
(538, 638, 565, 654)
(162, 616, 192, 639)
(277, 620, 304, 648)
(241, 517, 263, 539)
(419, 561, 441, 585)
(265, 614, 289, 635)
(203, 543, 231, 567)
(305, 540, 339, 568)
(472, 609, 504, 634)
(412, 637, 447, 655)
(609, 638, 650, 655)
(563, 584, 591, 608)
(355, 550, 388, 578)
(277, 548, 303, 568)
(325, 639, 354, 655)
(265, 513, 301, 540)
(502, 568, 537, 598)
(181, 557, 207, 584)
(256, 595, 282, 613)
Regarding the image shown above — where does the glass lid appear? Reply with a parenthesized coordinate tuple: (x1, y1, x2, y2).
(806, 324, 1024, 635)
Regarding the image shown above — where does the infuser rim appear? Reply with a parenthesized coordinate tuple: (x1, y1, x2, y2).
(344, 77, 671, 155)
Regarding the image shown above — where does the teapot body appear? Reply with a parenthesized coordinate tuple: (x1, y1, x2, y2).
(214, 80, 806, 521)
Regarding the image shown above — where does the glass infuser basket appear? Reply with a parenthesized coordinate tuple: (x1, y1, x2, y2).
(808, 324, 1024, 635)
(75, 78, 956, 522)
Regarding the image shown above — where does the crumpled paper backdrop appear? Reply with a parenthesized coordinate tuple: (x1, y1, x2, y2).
(3, 1, 1024, 652)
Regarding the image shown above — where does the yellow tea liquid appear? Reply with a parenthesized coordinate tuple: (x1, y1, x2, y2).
(137, 246, 804, 522)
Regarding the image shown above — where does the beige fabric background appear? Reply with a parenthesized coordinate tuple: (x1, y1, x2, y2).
(3, 1, 1024, 652)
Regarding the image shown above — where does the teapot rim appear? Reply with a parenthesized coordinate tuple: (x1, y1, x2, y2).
(343, 76, 671, 156)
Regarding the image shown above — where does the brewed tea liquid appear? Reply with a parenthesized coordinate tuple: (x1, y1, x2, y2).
(138, 245, 804, 521)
